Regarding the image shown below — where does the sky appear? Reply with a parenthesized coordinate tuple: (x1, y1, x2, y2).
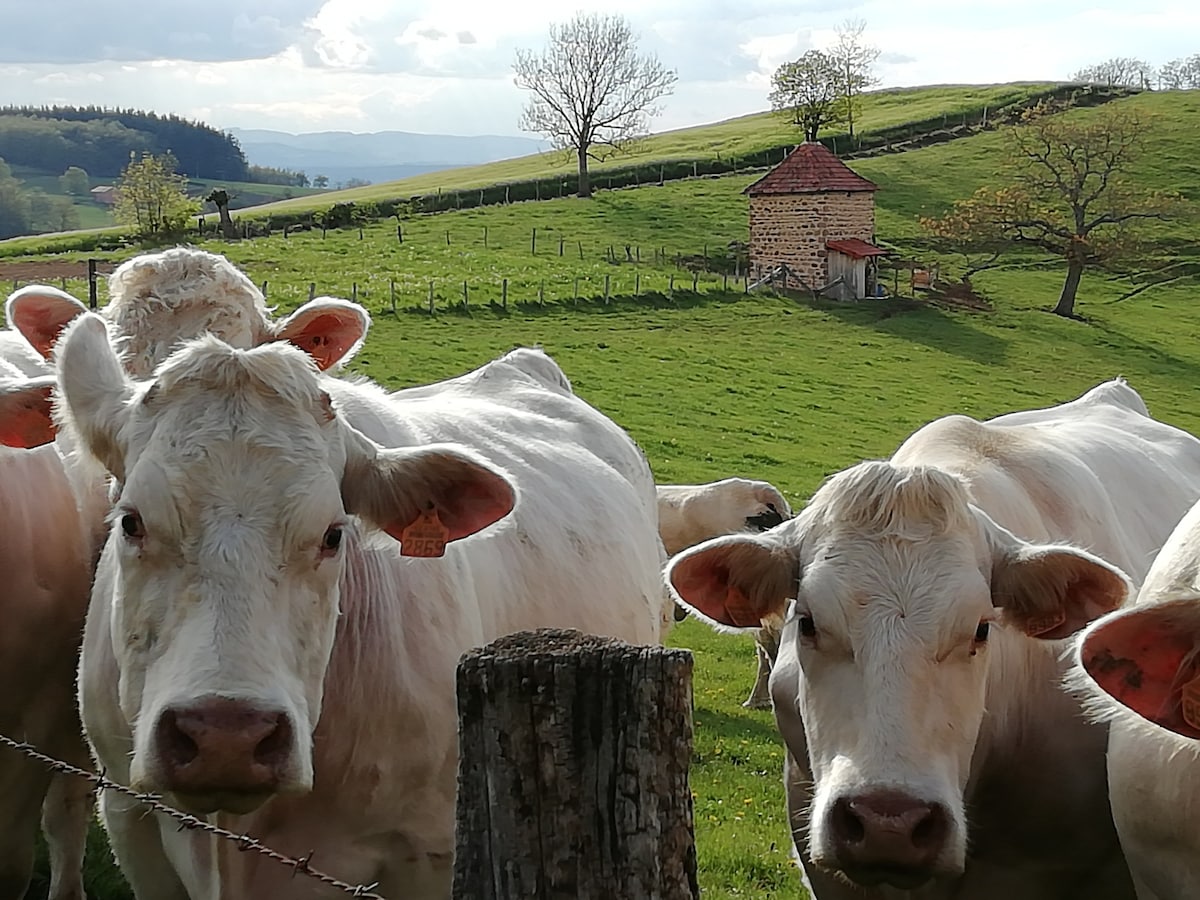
(1, 1, 1195, 138)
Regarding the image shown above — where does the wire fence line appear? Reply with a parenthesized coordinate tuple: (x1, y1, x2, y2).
(0, 731, 387, 899)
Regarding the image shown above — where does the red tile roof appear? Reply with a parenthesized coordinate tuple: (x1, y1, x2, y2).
(744, 142, 878, 195)
(826, 238, 888, 259)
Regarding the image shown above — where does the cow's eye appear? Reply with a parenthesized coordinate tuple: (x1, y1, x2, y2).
(798, 613, 817, 639)
(120, 512, 144, 540)
(974, 621, 990, 643)
(321, 526, 343, 554)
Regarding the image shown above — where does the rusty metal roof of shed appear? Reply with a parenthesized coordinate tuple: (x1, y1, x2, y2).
(826, 238, 888, 259)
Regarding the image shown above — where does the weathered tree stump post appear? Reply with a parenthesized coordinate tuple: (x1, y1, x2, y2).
(453, 629, 698, 900)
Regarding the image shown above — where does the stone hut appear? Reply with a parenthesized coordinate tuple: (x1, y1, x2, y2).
(744, 142, 886, 300)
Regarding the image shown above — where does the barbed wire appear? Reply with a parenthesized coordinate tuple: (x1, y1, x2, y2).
(0, 732, 387, 899)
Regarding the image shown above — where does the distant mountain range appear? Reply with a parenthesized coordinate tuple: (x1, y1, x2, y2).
(228, 128, 549, 186)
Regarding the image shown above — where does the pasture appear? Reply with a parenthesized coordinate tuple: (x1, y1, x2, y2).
(10, 85, 1200, 898)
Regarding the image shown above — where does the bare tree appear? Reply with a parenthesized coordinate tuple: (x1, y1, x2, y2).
(769, 50, 846, 142)
(1072, 57, 1156, 89)
(830, 19, 880, 140)
(513, 13, 677, 199)
(1158, 54, 1200, 89)
(921, 103, 1179, 318)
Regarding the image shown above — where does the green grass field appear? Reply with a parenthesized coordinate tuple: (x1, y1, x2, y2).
(9, 84, 1200, 898)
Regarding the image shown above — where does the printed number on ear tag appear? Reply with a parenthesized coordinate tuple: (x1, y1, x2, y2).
(1022, 608, 1068, 638)
(1182, 674, 1200, 732)
(400, 508, 449, 558)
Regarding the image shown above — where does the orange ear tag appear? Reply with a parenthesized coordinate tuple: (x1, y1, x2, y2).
(1181, 673, 1200, 732)
(1022, 608, 1068, 638)
(400, 508, 449, 558)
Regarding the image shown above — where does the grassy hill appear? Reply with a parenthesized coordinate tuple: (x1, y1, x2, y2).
(8, 84, 1200, 898)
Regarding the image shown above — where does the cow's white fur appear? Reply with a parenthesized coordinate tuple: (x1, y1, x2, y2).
(1064, 497, 1200, 900)
(0, 338, 95, 900)
(668, 379, 1200, 899)
(59, 313, 665, 899)
(657, 477, 792, 708)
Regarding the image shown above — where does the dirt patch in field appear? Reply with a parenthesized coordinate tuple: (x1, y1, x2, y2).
(0, 259, 117, 282)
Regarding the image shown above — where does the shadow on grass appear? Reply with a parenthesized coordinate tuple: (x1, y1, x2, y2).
(1086, 316, 1200, 382)
(391, 288, 753, 320)
(803, 295, 1010, 366)
(692, 705, 784, 750)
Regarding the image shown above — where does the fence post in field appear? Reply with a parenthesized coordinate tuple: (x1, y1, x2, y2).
(397, 224, 403, 243)
(359, 225, 364, 240)
(452, 629, 698, 900)
(577, 241, 584, 260)
(574, 276, 580, 304)
(723, 273, 728, 292)
(692, 272, 698, 292)
(502, 278, 508, 309)
(447, 231, 451, 246)
(635, 272, 640, 295)
(604, 274, 610, 304)
(87, 259, 98, 309)
(261, 280, 268, 297)
(308, 282, 316, 301)
(483, 226, 488, 248)
(559, 236, 565, 257)
(539, 280, 545, 306)
(352, 283, 358, 303)
(531, 228, 537, 255)
(60, 277, 67, 291)
(390, 279, 396, 315)
(429, 281, 435, 315)
(462, 281, 468, 312)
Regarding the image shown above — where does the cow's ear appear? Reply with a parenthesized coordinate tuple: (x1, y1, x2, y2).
(0, 375, 57, 448)
(55, 313, 136, 480)
(993, 544, 1131, 640)
(341, 430, 516, 552)
(667, 533, 799, 631)
(273, 298, 369, 370)
(1079, 598, 1200, 740)
(6, 286, 89, 358)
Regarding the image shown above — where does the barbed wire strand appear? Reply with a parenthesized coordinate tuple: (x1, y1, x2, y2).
(0, 732, 386, 899)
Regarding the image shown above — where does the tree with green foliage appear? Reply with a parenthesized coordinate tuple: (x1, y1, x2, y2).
(769, 51, 846, 142)
(0, 157, 33, 238)
(28, 189, 79, 232)
(114, 151, 199, 239)
(921, 104, 1180, 318)
(59, 165, 90, 196)
(830, 19, 880, 140)
(313, 174, 329, 188)
(513, 12, 677, 199)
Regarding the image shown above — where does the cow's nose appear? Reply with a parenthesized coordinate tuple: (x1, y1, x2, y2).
(829, 790, 948, 885)
(154, 697, 293, 799)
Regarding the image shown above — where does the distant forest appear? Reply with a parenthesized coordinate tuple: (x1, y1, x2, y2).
(0, 106, 307, 185)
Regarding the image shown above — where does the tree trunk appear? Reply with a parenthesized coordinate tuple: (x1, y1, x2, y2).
(453, 628, 699, 900)
(1053, 258, 1085, 317)
(217, 204, 237, 240)
(577, 146, 592, 199)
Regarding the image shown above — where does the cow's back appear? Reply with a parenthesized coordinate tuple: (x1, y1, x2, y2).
(894, 388, 1200, 583)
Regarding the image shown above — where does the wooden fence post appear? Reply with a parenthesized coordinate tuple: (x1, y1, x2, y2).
(352, 282, 358, 303)
(390, 279, 396, 315)
(531, 228, 537, 255)
(484, 226, 488, 248)
(429, 281, 435, 315)
(308, 282, 316, 301)
(87, 258, 98, 309)
(261, 280, 268, 297)
(502, 278, 508, 309)
(604, 274, 610, 304)
(453, 629, 698, 900)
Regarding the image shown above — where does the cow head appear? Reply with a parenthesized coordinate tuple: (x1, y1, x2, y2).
(57, 313, 516, 815)
(8, 249, 369, 376)
(667, 461, 1130, 888)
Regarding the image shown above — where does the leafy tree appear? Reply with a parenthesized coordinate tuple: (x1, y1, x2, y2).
(921, 104, 1179, 318)
(313, 174, 329, 188)
(0, 157, 32, 239)
(769, 50, 846, 142)
(59, 165, 90, 195)
(28, 189, 79, 232)
(830, 19, 880, 139)
(1072, 57, 1155, 88)
(514, 12, 677, 198)
(114, 151, 199, 239)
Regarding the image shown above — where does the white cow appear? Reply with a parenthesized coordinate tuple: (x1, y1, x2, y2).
(0, 350, 93, 900)
(2, 246, 377, 899)
(668, 379, 1200, 899)
(1037, 497, 1200, 899)
(657, 477, 791, 707)
(55, 309, 665, 898)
